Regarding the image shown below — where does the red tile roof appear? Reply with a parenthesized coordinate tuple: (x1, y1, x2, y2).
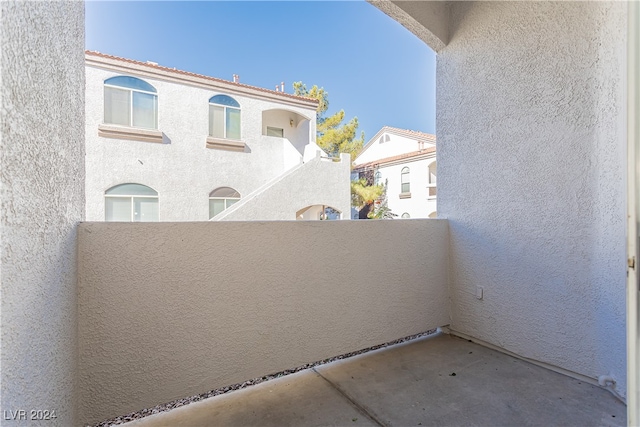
(85, 50, 319, 105)
(353, 147, 436, 170)
(377, 126, 436, 143)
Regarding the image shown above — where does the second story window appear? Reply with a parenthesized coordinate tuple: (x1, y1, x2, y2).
(374, 171, 382, 185)
(428, 161, 437, 198)
(401, 167, 410, 193)
(104, 76, 158, 129)
(209, 95, 241, 140)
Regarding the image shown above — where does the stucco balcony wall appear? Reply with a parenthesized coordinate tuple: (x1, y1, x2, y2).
(77, 219, 450, 425)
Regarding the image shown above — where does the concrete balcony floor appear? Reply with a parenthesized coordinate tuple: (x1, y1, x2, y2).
(124, 333, 626, 427)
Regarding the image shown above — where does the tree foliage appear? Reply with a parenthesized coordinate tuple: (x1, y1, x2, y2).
(351, 178, 382, 210)
(293, 81, 383, 211)
(367, 180, 397, 219)
(293, 82, 364, 163)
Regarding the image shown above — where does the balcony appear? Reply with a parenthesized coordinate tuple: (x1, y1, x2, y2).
(119, 333, 625, 427)
(3, 2, 638, 427)
(78, 219, 626, 426)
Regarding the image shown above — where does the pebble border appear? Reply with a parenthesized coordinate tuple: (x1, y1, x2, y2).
(91, 329, 438, 427)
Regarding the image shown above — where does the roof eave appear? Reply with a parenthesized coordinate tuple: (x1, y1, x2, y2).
(85, 52, 319, 110)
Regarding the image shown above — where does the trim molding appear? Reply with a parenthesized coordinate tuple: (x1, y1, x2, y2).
(206, 137, 246, 152)
(87, 55, 318, 110)
(354, 150, 436, 171)
(98, 124, 164, 144)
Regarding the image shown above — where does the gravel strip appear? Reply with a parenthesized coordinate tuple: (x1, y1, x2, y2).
(91, 329, 438, 427)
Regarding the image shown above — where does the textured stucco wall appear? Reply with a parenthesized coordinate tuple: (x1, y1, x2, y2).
(77, 220, 449, 424)
(85, 65, 317, 221)
(214, 154, 351, 221)
(437, 2, 627, 394)
(1, 2, 84, 426)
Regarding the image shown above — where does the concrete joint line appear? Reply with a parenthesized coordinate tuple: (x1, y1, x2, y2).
(312, 367, 389, 427)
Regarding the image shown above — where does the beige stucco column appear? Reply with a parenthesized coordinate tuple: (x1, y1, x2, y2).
(1, 2, 85, 425)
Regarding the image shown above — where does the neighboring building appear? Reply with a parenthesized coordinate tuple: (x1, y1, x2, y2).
(85, 51, 350, 222)
(352, 126, 436, 219)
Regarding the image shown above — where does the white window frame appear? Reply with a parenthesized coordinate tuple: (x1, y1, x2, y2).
(401, 167, 410, 193)
(209, 197, 240, 219)
(209, 186, 241, 219)
(104, 194, 159, 222)
(104, 80, 158, 129)
(209, 98, 241, 140)
(427, 161, 437, 199)
(266, 126, 284, 137)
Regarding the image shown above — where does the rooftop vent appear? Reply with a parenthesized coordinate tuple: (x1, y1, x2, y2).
(233, 74, 239, 83)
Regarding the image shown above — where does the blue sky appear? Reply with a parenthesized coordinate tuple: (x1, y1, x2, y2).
(85, 1, 436, 143)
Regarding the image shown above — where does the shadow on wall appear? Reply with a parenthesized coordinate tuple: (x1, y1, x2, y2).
(262, 109, 311, 156)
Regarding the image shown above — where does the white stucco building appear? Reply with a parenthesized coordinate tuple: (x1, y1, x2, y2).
(85, 51, 350, 221)
(352, 126, 436, 219)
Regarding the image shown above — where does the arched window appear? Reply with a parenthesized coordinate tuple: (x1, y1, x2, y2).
(105, 183, 158, 222)
(209, 187, 241, 218)
(209, 95, 241, 140)
(428, 161, 437, 198)
(429, 161, 437, 185)
(374, 171, 382, 185)
(378, 134, 390, 144)
(401, 212, 411, 219)
(401, 167, 410, 193)
(104, 76, 158, 129)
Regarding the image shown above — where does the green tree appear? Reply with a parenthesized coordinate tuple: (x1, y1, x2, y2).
(351, 177, 382, 211)
(293, 81, 383, 211)
(367, 180, 397, 219)
(293, 82, 364, 163)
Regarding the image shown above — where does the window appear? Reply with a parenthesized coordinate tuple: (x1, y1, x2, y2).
(428, 161, 437, 198)
(266, 127, 284, 137)
(374, 171, 382, 185)
(104, 76, 158, 129)
(209, 187, 241, 218)
(401, 212, 411, 219)
(105, 183, 158, 222)
(429, 162, 437, 185)
(401, 167, 410, 193)
(209, 95, 241, 140)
